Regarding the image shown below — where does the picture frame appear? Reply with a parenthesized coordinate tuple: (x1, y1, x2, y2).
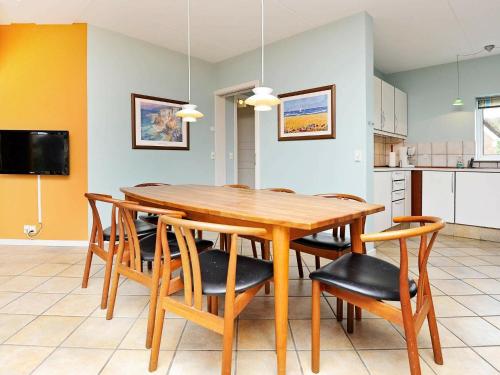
(277, 84, 336, 141)
(131, 93, 190, 150)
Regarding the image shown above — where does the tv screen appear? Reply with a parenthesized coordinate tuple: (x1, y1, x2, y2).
(0, 130, 69, 175)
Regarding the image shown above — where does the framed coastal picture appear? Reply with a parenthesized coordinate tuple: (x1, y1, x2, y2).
(131, 93, 189, 150)
(277, 85, 336, 141)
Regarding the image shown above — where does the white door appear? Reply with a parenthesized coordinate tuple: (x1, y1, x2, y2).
(373, 172, 393, 232)
(394, 88, 407, 136)
(373, 76, 382, 130)
(381, 81, 395, 133)
(455, 172, 500, 228)
(237, 106, 255, 188)
(422, 171, 455, 223)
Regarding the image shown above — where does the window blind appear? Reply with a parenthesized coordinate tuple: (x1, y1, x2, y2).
(477, 96, 500, 109)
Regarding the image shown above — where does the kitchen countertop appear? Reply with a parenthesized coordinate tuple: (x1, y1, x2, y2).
(374, 167, 500, 173)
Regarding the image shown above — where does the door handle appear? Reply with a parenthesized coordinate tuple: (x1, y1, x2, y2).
(451, 173, 454, 193)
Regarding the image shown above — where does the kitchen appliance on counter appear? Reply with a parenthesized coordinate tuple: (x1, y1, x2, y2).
(399, 145, 415, 168)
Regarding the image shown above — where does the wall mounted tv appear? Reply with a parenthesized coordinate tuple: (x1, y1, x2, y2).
(0, 130, 69, 175)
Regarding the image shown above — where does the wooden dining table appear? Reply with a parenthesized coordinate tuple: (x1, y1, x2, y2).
(121, 184, 384, 374)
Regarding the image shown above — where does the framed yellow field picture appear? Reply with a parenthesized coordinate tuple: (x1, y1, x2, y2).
(278, 85, 336, 141)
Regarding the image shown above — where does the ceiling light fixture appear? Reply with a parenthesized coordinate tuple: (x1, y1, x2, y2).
(176, 0, 204, 123)
(245, 0, 280, 111)
(452, 55, 464, 106)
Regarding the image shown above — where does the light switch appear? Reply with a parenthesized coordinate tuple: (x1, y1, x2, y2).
(229, 152, 234, 160)
(354, 150, 362, 162)
(210, 152, 215, 160)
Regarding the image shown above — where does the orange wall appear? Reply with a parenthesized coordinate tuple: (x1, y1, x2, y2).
(0, 24, 88, 240)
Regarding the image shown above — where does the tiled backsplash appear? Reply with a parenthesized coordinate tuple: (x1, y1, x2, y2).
(410, 141, 474, 167)
(374, 136, 500, 168)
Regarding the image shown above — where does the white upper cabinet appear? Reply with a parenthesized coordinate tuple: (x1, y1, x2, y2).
(422, 171, 455, 223)
(373, 76, 382, 130)
(455, 172, 500, 229)
(381, 80, 395, 133)
(394, 88, 407, 136)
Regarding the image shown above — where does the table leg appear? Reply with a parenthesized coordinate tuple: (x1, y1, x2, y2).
(350, 218, 364, 321)
(273, 226, 289, 375)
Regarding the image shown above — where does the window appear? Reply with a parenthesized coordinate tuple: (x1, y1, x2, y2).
(475, 96, 500, 161)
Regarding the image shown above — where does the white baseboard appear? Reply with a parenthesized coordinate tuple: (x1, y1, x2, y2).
(0, 239, 88, 247)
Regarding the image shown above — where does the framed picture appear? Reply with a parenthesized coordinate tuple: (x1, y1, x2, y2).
(131, 93, 189, 150)
(277, 85, 336, 141)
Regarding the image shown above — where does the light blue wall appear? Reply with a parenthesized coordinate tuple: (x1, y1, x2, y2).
(386, 53, 500, 143)
(87, 26, 216, 208)
(216, 12, 374, 199)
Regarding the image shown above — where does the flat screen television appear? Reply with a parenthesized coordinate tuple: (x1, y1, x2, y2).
(0, 130, 69, 175)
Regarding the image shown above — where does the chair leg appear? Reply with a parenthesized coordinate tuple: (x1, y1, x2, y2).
(147, 261, 152, 270)
(105, 269, 121, 320)
(296, 251, 304, 278)
(425, 283, 443, 364)
(221, 314, 235, 375)
(401, 299, 422, 375)
(220, 233, 226, 251)
(347, 303, 354, 333)
(355, 306, 362, 320)
(314, 256, 321, 270)
(100, 247, 115, 309)
(336, 298, 343, 321)
(262, 241, 271, 295)
(311, 280, 321, 373)
(149, 303, 167, 372)
(81, 246, 93, 289)
(210, 296, 219, 316)
(251, 240, 258, 258)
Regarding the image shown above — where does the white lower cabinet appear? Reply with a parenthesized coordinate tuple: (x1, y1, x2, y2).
(404, 171, 412, 216)
(455, 172, 500, 229)
(373, 172, 392, 232)
(422, 171, 455, 223)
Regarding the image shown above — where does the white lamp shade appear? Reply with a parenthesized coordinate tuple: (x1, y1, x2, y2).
(176, 104, 204, 123)
(245, 87, 280, 111)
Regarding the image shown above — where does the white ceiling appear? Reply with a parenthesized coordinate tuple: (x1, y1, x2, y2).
(1, 0, 499, 73)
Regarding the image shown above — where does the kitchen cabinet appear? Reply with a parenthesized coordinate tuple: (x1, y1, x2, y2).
(394, 88, 407, 136)
(373, 77, 382, 130)
(373, 172, 392, 232)
(455, 172, 500, 229)
(381, 80, 395, 133)
(422, 171, 455, 223)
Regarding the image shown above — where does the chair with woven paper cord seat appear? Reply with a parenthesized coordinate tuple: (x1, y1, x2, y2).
(310, 216, 445, 375)
(149, 216, 273, 375)
(83, 193, 156, 309)
(105, 201, 213, 349)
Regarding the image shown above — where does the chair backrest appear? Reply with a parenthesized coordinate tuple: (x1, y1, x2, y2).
(115, 201, 185, 273)
(158, 215, 267, 310)
(361, 216, 445, 308)
(85, 193, 124, 248)
(265, 188, 296, 194)
(223, 184, 251, 189)
(315, 193, 366, 240)
(134, 183, 170, 187)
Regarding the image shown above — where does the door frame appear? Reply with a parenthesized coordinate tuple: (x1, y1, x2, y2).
(214, 80, 260, 187)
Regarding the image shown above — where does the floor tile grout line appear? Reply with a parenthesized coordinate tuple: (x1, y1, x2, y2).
(166, 320, 188, 375)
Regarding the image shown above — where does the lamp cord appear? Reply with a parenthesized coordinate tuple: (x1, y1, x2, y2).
(456, 55, 460, 97)
(261, 0, 264, 85)
(187, 0, 191, 102)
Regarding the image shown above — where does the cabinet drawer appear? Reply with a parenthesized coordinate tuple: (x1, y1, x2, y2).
(392, 180, 405, 191)
(392, 171, 405, 181)
(392, 190, 405, 201)
(392, 199, 405, 218)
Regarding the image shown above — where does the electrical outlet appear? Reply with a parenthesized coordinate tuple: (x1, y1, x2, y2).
(23, 225, 36, 235)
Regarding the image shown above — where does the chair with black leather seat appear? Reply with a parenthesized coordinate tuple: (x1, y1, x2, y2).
(310, 216, 445, 375)
(134, 183, 170, 225)
(105, 201, 213, 348)
(149, 216, 273, 375)
(290, 193, 366, 321)
(82, 193, 155, 309)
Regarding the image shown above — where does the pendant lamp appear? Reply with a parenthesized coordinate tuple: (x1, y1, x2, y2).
(245, 0, 280, 111)
(176, 0, 204, 122)
(452, 55, 464, 106)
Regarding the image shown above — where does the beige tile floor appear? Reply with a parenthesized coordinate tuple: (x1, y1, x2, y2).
(0, 234, 499, 374)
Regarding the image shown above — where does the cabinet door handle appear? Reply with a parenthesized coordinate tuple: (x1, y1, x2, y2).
(451, 174, 454, 193)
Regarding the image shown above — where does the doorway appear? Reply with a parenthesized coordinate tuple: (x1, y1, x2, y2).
(235, 97, 256, 188)
(214, 81, 260, 187)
